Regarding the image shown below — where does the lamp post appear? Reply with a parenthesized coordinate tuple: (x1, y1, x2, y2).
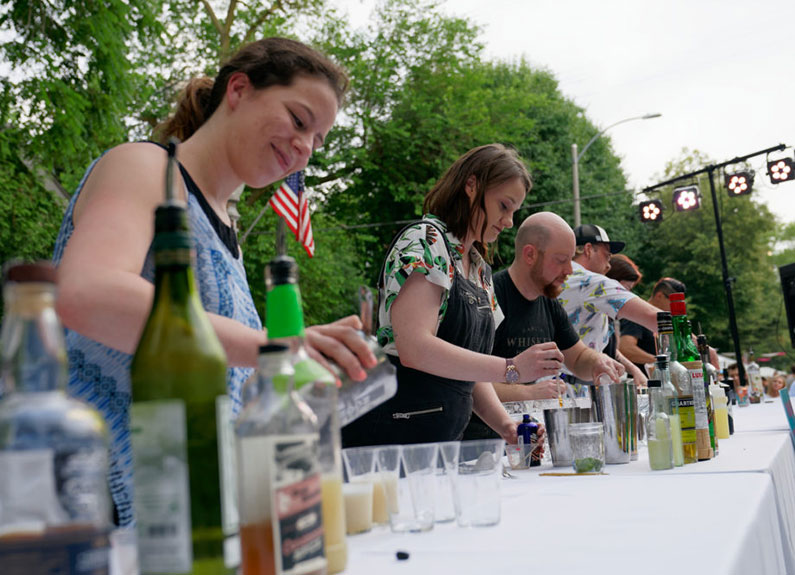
(572, 113, 662, 227)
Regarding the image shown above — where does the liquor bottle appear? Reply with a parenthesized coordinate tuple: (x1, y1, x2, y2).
(129, 141, 233, 573)
(746, 349, 763, 404)
(646, 380, 673, 470)
(235, 344, 326, 575)
(0, 261, 111, 574)
(654, 355, 684, 467)
(657, 311, 697, 464)
(721, 369, 736, 433)
(696, 334, 719, 455)
(517, 414, 541, 467)
(669, 293, 712, 461)
(265, 255, 347, 574)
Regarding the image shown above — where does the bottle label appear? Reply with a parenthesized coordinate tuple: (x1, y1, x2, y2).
(237, 433, 326, 575)
(683, 363, 708, 429)
(216, 395, 240, 568)
(130, 399, 192, 573)
(0, 446, 108, 526)
(677, 396, 696, 444)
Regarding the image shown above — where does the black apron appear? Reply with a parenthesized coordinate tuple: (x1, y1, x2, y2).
(342, 221, 495, 448)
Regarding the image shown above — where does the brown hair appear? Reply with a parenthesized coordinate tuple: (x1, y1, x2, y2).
(606, 254, 642, 286)
(155, 37, 349, 143)
(651, 276, 686, 297)
(423, 144, 532, 260)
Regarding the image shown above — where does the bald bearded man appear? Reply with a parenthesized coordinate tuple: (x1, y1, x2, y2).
(464, 212, 624, 440)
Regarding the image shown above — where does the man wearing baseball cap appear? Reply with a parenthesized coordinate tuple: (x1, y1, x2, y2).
(558, 224, 660, 386)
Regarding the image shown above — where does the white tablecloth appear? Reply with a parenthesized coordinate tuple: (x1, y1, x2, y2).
(345, 399, 794, 575)
(345, 473, 785, 575)
(110, 399, 795, 574)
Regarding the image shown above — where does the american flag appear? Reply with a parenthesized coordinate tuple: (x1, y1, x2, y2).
(269, 170, 315, 257)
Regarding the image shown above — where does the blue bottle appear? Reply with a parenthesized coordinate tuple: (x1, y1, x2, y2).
(517, 414, 540, 467)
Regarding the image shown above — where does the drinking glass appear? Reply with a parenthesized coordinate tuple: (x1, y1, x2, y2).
(453, 439, 504, 527)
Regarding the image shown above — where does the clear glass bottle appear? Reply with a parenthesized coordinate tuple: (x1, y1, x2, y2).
(657, 311, 697, 464)
(0, 261, 111, 573)
(746, 349, 764, 404)
(236, 344, 326, 575)
(129, 141, 233, 573)
(669, 293, 712, 461)
(654, 355, 684, 467)
(646, 379, 673, 470)
(265, 255, 346, 574)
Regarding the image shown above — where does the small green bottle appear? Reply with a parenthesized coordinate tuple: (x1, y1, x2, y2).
(130, 141, 233, 574)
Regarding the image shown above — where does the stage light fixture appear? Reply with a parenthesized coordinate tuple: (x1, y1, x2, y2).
(639, 199, 663, 222)
(725, 170, 754, 197)
(672, 185, 700, 211)
(768, 157, 795, 184)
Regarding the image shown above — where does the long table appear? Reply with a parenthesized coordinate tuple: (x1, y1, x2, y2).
(344, 398, 794, 575)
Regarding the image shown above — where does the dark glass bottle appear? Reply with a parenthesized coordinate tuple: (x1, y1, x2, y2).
(129, 142, 233, 573)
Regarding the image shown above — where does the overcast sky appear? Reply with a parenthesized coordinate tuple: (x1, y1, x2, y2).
(334, 0, 795, 224)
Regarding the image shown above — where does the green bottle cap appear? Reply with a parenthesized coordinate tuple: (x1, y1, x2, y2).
(265, 256, 306, 339)
(293, 358, 336, 388)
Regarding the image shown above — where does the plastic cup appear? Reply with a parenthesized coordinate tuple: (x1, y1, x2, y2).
(341, 447, 376, 534)
(453, 439, 505, 527)
(432, 441, 459, 523)
(378, 443, 437, 533)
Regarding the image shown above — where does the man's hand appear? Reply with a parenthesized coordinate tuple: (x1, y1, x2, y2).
(514, 342, 564, 382)
(590, 354, 625, 385)
(626, 362, 648, 388)
(495, 417, 519, 445)
(304, 315, 377, 381)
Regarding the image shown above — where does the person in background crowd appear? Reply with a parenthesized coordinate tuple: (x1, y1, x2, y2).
(52, 37, 376, 526)
(604, 254, 643, 360)
(618, 276, 686, 376)
(342, 144, 545, 449)
(557, 224, 660, 387)
(463, 212, 624, 440)
(766, 373, 786, 398)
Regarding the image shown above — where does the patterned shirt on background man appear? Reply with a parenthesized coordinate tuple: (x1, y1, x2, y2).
(557, 261, 636, 358)
(376, 214, 503, 356)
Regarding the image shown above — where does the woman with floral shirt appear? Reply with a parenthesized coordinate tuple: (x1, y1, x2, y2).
(343, 144, 557, 447)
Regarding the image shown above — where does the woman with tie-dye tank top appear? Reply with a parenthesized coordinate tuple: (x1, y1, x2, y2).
(53, 37, 375, 526)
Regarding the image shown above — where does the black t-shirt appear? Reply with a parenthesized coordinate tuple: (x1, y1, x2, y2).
(462, 269, 580, 441)
(619, 317, 656, 376)
(492, 269, 580, 358)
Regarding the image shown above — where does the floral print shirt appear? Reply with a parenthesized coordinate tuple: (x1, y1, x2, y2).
(557, 261, 636, 359)
(376, 214, 502, 355)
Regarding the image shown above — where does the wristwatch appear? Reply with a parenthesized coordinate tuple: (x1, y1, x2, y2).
(505, 358, 520, 384)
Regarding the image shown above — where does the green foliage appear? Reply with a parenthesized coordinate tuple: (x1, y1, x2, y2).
(237, 200, 366, 327)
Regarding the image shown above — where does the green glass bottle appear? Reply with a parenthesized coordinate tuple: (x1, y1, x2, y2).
(130, 141, 233, 574)
(265, 255, 347, 574)
(669, 293, 712, 461)
(657, 311, 697, 464)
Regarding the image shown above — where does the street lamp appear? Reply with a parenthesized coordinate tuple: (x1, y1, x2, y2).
(571, 113, 662, 227)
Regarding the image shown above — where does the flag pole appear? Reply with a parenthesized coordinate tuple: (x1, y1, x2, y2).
(276, 217, 287, 256)
(239, 201, 271, 245)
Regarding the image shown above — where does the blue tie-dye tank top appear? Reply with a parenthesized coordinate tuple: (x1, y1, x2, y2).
(52, 145, 262, 526)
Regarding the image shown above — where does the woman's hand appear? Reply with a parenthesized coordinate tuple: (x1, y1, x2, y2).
(513, 342, 564, 382)
(305, 315, 377, 381)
